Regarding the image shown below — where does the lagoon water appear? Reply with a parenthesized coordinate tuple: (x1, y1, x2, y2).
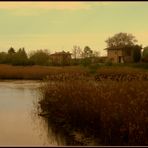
(0, 80, 66, 146)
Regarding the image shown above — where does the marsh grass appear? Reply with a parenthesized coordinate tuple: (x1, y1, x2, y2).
(0, 64, 148, 80)
(0, 64, 88, 80)
(38, 71, 148, 146)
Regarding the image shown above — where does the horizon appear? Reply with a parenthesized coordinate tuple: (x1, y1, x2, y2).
(0, 2, 148, 56)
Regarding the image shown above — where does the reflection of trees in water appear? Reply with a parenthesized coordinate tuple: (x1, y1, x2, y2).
(32, 95, 93, 146)
(31, 110, 67, 146)
(43, 117, 67, 146)
(43, 117, 78, 146)
(32, 111, 100, 146)
(32, 103, 100, 146)
(42, 117, 99, 146)
(32, 90, 75, 145)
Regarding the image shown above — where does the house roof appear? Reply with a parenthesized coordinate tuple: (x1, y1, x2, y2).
(50, 51, 72, 56)
(104, 45, 143, 50)
(104, 46, 124, 50)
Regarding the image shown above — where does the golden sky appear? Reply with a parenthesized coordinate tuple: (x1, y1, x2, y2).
(0, 2, 147, 55)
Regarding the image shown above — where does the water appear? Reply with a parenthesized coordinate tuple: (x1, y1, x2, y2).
(0, 80, 66, 146)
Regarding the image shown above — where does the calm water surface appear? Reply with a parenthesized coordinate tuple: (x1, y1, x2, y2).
(0, 80, 66, 146)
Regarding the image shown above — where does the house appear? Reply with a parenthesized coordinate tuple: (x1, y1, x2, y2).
(105, 47, 125, 63)
(105, 46, 142, 63)
(49, 51, 72, 66)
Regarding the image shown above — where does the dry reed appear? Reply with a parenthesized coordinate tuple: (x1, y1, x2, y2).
(0, 64, 87, 80)
(38, 72, 148, 146)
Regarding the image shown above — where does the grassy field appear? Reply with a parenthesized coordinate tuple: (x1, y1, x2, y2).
(37, 66, 148, 146)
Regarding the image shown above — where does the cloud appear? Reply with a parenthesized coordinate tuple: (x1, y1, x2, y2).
(0, 2, 144, 10)
(94, 1, 143, 7)
(0, 2, 91, 10)
(0, 2, 92, 16)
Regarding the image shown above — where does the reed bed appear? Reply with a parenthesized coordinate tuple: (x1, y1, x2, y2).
(94, 66, 148, 81)
(0, 64, 87, 80)
(38, 73, 148, 146)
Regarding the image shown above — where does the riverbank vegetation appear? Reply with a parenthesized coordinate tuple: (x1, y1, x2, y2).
(0, 64, 88, 80)
(0, 64, 148, 80)
(37, 69, 148, 146)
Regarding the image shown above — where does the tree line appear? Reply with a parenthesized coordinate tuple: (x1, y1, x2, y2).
(0, 46, 100, 66)
(0, 32, 148, 66)
(0, 47, 50, 66)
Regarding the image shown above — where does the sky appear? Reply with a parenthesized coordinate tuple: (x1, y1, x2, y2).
(0, 2, 148, 56)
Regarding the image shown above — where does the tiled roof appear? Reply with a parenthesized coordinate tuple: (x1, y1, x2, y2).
(50, 51, 72, 56)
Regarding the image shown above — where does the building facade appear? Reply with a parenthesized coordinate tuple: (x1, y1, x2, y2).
(49, 51, 72, 66)
(106, 47, 134, 63)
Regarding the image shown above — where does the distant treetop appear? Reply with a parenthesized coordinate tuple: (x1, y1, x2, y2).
(105, 32, 138, 49)
(8, 47, 15, 54)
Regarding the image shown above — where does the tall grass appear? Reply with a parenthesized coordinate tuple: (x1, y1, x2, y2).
(0, 64, 148, 80)
(38, 74, 148, 146)
(0, 64, 88, 80)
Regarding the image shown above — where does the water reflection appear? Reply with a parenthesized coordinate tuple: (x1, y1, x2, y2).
(34, 116, 67, 146)
(0, 80, 66, 146)
(0, 80, 93, 146)
(38, 116, 82, 146)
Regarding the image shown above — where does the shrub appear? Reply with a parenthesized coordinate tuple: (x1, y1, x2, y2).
(81, 58, 92, 67)
(105, 60, 113, 66)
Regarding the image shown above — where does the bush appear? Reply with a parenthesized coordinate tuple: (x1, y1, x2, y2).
(81, 58, 92, 67)
(105, 60, 113, 66)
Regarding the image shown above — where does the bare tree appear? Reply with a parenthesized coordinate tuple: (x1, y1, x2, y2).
(72, 45, 82, 60)
(93, 50, 100, 57)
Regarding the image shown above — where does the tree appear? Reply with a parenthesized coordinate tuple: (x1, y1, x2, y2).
(71, 45, 82, 65)
(8, 47, 16, 55)
(132, 45, 141, 63)
(81, 46, 93, 66)
(143, 46, 148, 58)
(7, 47, 16, 63)
(105, 32, 142, 63)
(83, 46, 93, 58)
(105, 32, 137, 48)
(12, 48, 28, 65)
(92, 50, 100, 57)
(0, 52, 7, 63)
(72, 45, 82, 59)
(142, 46, 148, 62)
(29, 49, 50, 65)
